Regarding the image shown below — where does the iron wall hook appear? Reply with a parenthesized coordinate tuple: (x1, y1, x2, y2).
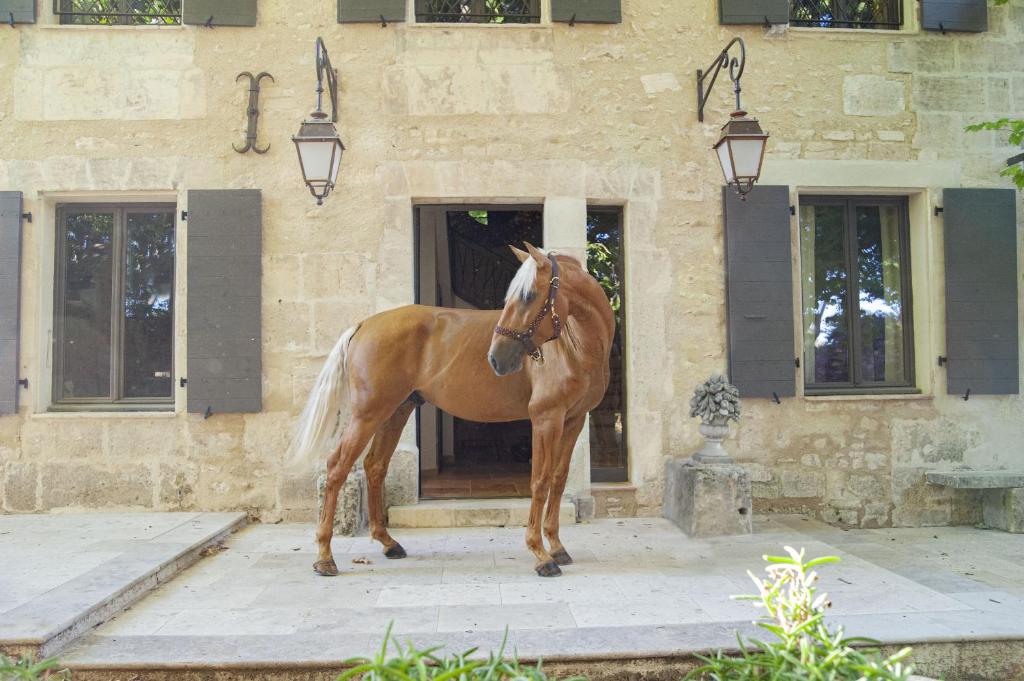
(962, 388, 971, 401)
(696, 37, 746, 122)
(380, 13, 387, 27)
(771, 392, 781, 404)
(205, 15, 214, 27)
(233, 71, 274, 154)
(9, 12, 15, 27)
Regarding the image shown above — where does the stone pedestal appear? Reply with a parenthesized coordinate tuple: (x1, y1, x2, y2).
(983, 488, 1024, 533)
(663, 458, 752, 537)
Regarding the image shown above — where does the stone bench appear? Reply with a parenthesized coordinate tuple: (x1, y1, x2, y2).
(926, 471, 1024, 533)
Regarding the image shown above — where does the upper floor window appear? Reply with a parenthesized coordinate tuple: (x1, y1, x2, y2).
(799, 196, 914, 394)
(57, 0, 182, 25)
(415, 0, 540, 24)
(790, 0, 902, 29)
(54, 204, 176, 409)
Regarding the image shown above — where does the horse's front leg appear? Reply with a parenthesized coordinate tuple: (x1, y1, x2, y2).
(527, 411, 565, 577)
(544, 414, 586, 566)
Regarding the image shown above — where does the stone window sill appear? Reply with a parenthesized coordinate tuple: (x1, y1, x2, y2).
(787, 26, 918, 37)
(30, 410, 178, 420)
(803, 392, 931, 402)
(36, 24, 184, 30)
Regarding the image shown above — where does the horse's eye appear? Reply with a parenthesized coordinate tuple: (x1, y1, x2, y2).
(523, 291, 536, 303)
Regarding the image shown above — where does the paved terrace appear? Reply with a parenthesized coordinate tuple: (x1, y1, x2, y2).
(2, 514, 1024, 680)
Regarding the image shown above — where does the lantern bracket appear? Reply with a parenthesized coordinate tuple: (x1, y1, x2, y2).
(696, 37, 746, 123)
(313, 36, 339, 123)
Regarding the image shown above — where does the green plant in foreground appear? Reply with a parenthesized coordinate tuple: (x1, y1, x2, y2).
(0, 655, 69, 681)
(686, 547, 914, 681)
(340, 623, 584, 681)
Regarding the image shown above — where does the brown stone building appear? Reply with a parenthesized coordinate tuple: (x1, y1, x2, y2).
(0, 0, 1022, 530)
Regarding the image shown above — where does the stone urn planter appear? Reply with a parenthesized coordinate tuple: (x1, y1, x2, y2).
(689, 373, 741, 465)
(663, 373, 752, 537)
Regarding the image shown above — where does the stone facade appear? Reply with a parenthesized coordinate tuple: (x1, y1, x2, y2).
(0, 0, 1022, 528)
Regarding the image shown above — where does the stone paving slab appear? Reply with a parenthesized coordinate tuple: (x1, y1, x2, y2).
(0, 512, 246, 658)
(54, 515, 1024, 677)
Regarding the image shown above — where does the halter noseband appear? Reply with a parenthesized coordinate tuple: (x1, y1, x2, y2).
(494, 254, 562, 364)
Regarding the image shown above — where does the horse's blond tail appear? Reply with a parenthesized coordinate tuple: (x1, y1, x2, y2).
(287, 325, 358, 471)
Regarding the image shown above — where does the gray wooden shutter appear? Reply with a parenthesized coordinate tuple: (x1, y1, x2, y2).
(724, 185, 796, 399)
(0, 192, 23, 415)
(187, 190, 262, 414)
(719, 0, 788, 24)
(922, 0, 987, 32)
(339, 0, 405, 23)
(183, 0, 257, 26)
(943, 188, 1018, 395)
(0, 0, 35, 23)
(552, 0, 621, 24)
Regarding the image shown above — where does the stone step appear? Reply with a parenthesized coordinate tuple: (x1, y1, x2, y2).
(0, 512, 246, 659)
(388, 498, 576, 528)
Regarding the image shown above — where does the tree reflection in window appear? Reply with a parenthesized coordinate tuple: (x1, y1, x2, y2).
(800, 198, 911, 391)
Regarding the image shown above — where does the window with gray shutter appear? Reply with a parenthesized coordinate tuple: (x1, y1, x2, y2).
(943, 188, 1018, 395)
(724, 185, 796, 399)
(921, 0, 987, 32)
(0, 0, 35, 23)
(0, 192, 23, 415)
(186, 190, 262, 415)
(719, 0, 787, 24)
(339, 0, 405, 23)
(552, 0, 621, 24)
(183, 0, 256, 26)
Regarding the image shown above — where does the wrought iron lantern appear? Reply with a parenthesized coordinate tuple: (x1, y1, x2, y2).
(713, 111, 769, 198)
(293, 37, 345, 205)
(697, 37, 769, 199)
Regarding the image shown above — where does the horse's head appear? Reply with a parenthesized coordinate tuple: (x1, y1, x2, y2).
(488, 242, 567, 376)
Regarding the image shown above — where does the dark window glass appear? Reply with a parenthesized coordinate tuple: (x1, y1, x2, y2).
(799, 197, 913, 393)
(790, 0, 902, 29)
(57, 0, 182, 25)
(416, 0, 540, 23)
(587, 208, 627, 483)
(123, 211, 176, 398)
(55, 205, 175, 407)
(59, 212, 115, 399)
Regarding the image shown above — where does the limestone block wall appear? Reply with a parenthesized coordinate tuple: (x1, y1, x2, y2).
(0, 0, 1021, 528)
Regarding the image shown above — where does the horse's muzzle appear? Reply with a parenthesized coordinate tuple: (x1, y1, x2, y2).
(488, 348, 523, 377)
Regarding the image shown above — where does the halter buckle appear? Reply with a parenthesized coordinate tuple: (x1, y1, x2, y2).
(529, 347, 545, 364)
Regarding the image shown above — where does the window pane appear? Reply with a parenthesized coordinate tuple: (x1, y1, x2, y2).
(123, 211, 175, 398)
(856, 205, 907, 384)
(799, 204, 851, 384)
(587, 209, 627, 482)
(60, 212, 114, 399)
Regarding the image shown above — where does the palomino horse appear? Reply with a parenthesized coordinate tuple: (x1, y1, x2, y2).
(289, 243, 614, 577)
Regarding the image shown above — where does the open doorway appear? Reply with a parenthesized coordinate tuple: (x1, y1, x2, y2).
(415, 206, 543, 499)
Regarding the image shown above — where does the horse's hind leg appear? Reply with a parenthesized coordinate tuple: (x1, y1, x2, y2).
(315, 417, 379, 576)
(364, 399, 417, 559)
(544, 414, 586, 567)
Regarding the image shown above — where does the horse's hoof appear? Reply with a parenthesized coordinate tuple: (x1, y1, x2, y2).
(535, 561, 562, 578)
(551, 548, 573, 566)
(384, 543, 407, 560)
(313, 559, 339, 576)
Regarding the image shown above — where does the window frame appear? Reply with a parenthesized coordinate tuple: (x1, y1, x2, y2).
(587, 205, 628, 484)
(789, 0, 904, 30)
(799, 194, 916, 396)
(414, 0, 541, 24)
(52, 202, 177, 411)
(54, 0, 182, 25)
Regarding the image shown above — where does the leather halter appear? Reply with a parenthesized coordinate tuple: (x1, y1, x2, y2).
(494, 254, 563, 364)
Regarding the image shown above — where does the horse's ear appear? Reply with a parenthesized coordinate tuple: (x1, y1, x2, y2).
(509, 245, 530, 264)
(523, 242, 546, 265)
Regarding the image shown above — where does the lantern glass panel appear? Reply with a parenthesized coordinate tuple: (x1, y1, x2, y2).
(297, 139, 339, 183)
(730, 138, 765, 178)
(716, 142, 735, 183)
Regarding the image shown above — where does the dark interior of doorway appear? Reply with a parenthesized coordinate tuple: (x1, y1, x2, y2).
(418, 208, 543, 499)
